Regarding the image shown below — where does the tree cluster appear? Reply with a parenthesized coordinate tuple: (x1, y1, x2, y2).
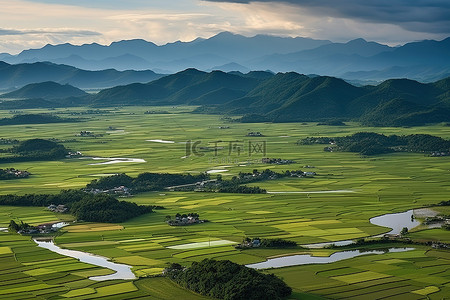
(8, 220, 31, 232)
(0, 114, 74, 126)
(0, 138, 69, 163)
(0, 190, 154, 223)
(298, 132, 450, 155)
(85, 169, 306, 195)
(217, 184, 266, 194)
(166, 259, 292, 300)
(70, 194, 152, 223)
(85, 172, 209, 193)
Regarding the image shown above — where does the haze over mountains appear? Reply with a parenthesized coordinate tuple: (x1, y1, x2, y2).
(1, 32, 449, 83)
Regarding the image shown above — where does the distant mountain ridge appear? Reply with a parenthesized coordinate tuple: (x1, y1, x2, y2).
(1, 32, 448, 82)
(0, 61, 163, 91)
(1, 32, 330, 73)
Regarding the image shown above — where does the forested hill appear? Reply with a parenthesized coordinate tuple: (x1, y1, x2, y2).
(90, 68, 265, 106)
(203, 74, 450, 126)
(0, 81, 87, 100)
(2, 67, 449, 126)
(90, 70, 450, 126)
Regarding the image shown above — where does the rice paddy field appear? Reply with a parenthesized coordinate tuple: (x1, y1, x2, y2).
(0, 106, 449, 299)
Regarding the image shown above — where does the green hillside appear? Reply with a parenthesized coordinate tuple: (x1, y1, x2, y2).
(1, 81, 88, 100)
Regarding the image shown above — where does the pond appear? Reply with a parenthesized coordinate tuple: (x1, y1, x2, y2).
(370, 209, 420, 235)
(34, 239, 136, 281)
(247, 247, 415, 270)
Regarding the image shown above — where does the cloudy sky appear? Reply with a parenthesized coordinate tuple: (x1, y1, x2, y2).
(0, 0, 448, 53)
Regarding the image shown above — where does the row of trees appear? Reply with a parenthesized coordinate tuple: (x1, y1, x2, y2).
(70, 194, 153, 223)
(165, 259, 292, 300)
(209, 169, 305, 194)
(0, 114, 75, 126)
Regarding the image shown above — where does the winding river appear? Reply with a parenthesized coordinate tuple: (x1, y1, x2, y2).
(247, 247, 415, 269)
(34, 239, 136, 281)
(303, 209, 421, 248)
(33, 209, 422, 276)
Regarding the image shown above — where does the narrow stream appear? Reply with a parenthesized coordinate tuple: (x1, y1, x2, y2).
(34, 239, 136, 281)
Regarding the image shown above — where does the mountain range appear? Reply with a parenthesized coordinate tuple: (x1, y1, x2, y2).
(1, 69, 448, 127)
(1, 32, 449, 82)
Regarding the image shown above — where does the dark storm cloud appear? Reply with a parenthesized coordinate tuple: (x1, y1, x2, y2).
(0, 28, 101, 36)
(203, 0, 450, 33)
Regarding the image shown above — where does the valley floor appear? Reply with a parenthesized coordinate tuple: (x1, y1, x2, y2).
(0, 106, 449, 299)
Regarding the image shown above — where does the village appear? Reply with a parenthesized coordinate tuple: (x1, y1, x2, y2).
(0, 168, 30, 179)
(9, 218, 68, 235)
(166, 213, 206, 226)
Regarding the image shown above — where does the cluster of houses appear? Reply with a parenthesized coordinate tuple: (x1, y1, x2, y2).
(66, 151, 83, 158)
(235, 238, 261, 249)
(76, 131, 103, 138)
(302, 171, 317, 177)
(87, 185, 131, 196)
(47, 204, 68, 213)
(246, 132, 264, 137)
(69, 109, 107, 115)
(17, 223, 60, 235)
(144, 110, 169, 114)
(165, 180, 217, 192)
(166, 213, 206, 226)
(430, 151, 450, 157)
(0, 168, 30, 179)
(0, 138, 19, 145)
(261, 158, 295, 165)
(423, 216, 450, 226)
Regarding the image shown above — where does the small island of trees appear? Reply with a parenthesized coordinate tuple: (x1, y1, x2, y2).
(164, 259, 292, 300)
(0, 138, 70, 163)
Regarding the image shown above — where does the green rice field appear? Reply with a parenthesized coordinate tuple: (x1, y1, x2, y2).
(0, 106, 449, 299)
